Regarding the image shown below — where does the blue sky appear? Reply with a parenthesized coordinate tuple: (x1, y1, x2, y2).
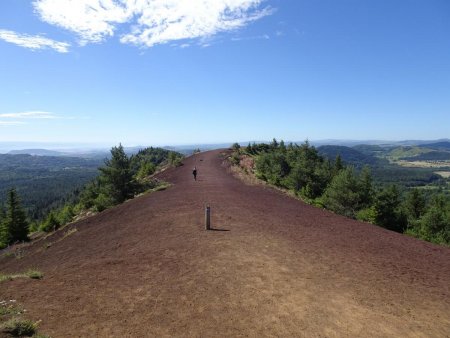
(0, 0, 449, 146)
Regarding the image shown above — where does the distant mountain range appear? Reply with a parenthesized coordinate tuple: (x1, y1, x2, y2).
(6, 148, 110, 158)
(310, 139, 450, 147)
(4, 146, 152, 159)
(8, 149, 65, 156)
(1, 139, 449, 157)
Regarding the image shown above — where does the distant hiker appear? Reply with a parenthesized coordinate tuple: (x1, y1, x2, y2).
(193, 167, 197, 181)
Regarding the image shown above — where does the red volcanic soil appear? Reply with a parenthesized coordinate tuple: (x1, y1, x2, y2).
(1, 149, 449, 337)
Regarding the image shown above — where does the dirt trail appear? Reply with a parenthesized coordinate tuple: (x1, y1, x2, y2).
(1, 150, 449, 337)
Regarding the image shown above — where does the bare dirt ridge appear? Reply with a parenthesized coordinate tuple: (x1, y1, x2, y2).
(1, 149, 449, 337)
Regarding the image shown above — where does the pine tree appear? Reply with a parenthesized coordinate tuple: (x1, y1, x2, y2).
(418, 194, 449, 244)
(271, 138, 279, 149)
(373, 185, 407, 233)
(0, 206, 8, 248)
(322, 167, 361, 218)
(4, 188, 29, 243)
(334, 154, 344, 174)
(246, 142, 253, 155)
(404, 188, 426, 221)
(279, 140, 286, 153)
(358, 166, 374, 208)
(99, 144, 135, 204)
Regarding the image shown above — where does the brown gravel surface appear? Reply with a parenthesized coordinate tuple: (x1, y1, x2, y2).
(1, 149, 449, 337)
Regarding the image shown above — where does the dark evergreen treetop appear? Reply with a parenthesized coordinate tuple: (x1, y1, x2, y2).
(99, 144, 135, 204)
(4, 187, 29, 243)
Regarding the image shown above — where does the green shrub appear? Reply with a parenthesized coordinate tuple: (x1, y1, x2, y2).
(356, 207, 377, 223)
(416, 196, 450, 244)
(230, 153, 240, 165)
(1, 318, 38, 336)
(93, 193, 114, 212)
(28, 222, 39, 233)
(171, 157, 183, 167)
(57, 205, 74, 225)
(136, 161, 156, 179)
(168, 152, 183, 167)
(26, 269, 43, 279)
(39, 212, 60, 232)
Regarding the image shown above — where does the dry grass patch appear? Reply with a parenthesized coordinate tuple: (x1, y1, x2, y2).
(396, 160, 450, 168)
(0, 300, 23, 317)
(0, 300, 50, 337)
(0, 269, 43, 283)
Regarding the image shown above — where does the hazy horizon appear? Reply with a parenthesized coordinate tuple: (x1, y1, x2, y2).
(1, 138, 450, 154)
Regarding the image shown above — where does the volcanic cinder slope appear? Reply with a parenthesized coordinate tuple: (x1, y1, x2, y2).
(1, 150, 449, 337)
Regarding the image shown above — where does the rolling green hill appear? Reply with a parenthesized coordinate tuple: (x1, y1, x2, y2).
(387, 146, 434, 160)
(317, 145, 384, 167)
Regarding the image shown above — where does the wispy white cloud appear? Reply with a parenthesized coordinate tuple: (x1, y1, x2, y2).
(0, 111, 79, 127)
(0, 111, 60, 119)
(33, 0, 130, 45)
(120, 1, 274, 47)
(0, 121, 26, 126)
(33, 0, 274, 48)
(0, 29, 70, 53)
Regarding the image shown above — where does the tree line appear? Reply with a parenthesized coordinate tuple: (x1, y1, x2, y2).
(235, 140, 450, 246)
(0, 144, 183, 248)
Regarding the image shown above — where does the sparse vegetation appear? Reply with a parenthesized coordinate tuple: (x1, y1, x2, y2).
(0, 300, 49, 337)
(0, 300, 23, 316)
(62, 227, 78, 239)
(0, 248, 26, 260)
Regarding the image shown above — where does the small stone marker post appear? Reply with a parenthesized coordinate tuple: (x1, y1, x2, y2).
(205, 205, 211, 230)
